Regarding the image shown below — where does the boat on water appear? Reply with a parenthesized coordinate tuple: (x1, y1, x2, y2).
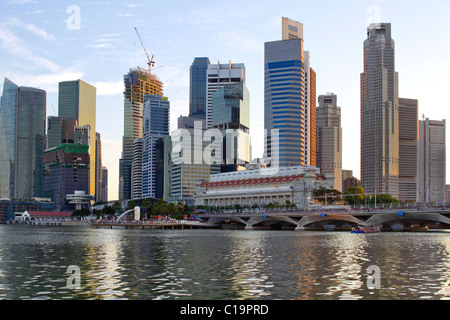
(351, 225, 381, 234)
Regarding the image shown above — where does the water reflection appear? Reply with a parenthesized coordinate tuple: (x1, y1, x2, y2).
(0, 225, 450, 300)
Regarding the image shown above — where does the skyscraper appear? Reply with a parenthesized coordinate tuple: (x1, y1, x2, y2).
(142, 94, 170, 199)
(419, 118, 446, 205)
(189, 57, 210, 120)
(101, 166, 108, 202)
(58, 79, 97, 198)
(120, 67, 163, 200)
(206, 61, 245, 129)
(360, 23, 399, 199)
(0, 78, 46, 200)
(316, 93, 342, 192)
(95, 132, 102, 203)
(304, 52, 317, 167)
(398, 98, 419, 202)
(43, 144, 90, 211)
(211, 81, 251, 172)
(264, 18, 305, 167)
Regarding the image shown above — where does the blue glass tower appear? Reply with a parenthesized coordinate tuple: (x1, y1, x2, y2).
(142, 94, 170, 198)
(264, 38, 305, 167)
(189, 57, 210, 120)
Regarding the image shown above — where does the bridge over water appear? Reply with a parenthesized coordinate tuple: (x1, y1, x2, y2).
(201, 209, 450, 231)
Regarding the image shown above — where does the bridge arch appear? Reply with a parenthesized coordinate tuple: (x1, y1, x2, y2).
(365, 212, 450, 227)
(297, 214, 365, 228)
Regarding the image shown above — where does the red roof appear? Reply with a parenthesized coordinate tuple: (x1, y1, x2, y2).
(27, 211, 73, 217)
(202, 174, 327, 188)
(202, 175, 302, 188)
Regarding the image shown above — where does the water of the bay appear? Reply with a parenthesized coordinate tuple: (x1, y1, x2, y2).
(0, 224, 449, 300)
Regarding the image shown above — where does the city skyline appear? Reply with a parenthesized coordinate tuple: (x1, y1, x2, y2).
(1, 1, 449, 200)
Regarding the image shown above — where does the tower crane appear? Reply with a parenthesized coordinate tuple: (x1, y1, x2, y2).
(134, 27, 155, 82)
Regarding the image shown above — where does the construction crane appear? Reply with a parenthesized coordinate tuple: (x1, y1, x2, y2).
(134, 27, 155, 82)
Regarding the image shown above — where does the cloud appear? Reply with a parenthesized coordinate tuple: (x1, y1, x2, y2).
(14, 70, 84, 93)
(2, 17, 56, 41)
(94, 81, 124, 96)
(125, 3, 145, 8)
(7, 0, 36, 4)
(0, 28, 59, 73)
(86, 43, 114, 49)
(215, 31, 261, 53)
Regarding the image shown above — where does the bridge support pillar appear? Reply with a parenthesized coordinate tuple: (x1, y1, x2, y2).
(245, 225, 254, 230)
(295, 226, 305, 231)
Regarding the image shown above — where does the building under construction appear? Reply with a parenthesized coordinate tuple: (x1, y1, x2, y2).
(119, 67, 164, 200)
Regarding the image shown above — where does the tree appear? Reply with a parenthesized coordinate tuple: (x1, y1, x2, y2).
(344, 186, 366, 205)
(176, 201, 185, 214)
(151, 198, 168, 216)
(127, 200, 136, 210)
(370, 194, 398, 204)
(168, 202, 176, 216)
(314, 187, 342, 205)
(102, 205, 115, 215)
(112, 201, 122, 213)
(142, 198, 150, 210)
(73, 207, 91, 217)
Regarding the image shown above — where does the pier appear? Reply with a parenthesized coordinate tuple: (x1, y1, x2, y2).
(90, 220, 219, 230)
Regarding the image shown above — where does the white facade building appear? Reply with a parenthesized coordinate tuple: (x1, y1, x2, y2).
(194, 166, 334, 210)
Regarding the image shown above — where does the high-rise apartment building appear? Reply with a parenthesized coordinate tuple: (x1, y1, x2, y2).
(264, 17, 306, 167)
(316, 93, 342, 192)
(398, 98, 419, 202)
(119, 67, 163, 200)
(0, 78, 46, 200)
(142, 94, 170, 199)
(419, 118, 446, 205)
(58, 79, 97, 198)
(206, 61, 245, 129)
(360, 23, 399, 199)
(190, 57, 210, 120)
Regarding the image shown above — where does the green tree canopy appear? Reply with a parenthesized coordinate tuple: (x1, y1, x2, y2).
(344, 186, 366, 205)
(314, 187, 342, 204)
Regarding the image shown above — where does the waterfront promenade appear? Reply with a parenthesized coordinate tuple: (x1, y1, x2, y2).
(90, 219, 219, 230)
(88, 208, 450, 231)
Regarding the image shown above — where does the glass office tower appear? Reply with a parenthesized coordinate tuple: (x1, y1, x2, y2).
(212, 81, 251, 172)
(264, 38, 305, 167)
(189, 57, 210, 120)
(0, 78, 18, 199)
(360, 23, 399, 199)
(0, 78, 46, 200)
(142, 94, 170, 199)
(58, 79, 97, 197)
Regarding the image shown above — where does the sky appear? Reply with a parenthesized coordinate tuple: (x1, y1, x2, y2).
(1, 0, 450, 201)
